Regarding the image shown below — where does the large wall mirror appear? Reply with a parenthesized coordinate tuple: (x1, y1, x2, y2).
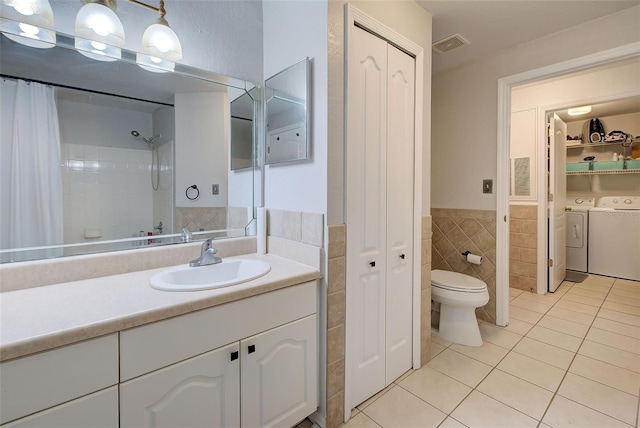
(0, 32, 261, 263)
(265, 57, 310, 164)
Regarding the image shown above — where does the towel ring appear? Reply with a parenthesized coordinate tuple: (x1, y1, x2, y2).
(186, 185, 199, 200)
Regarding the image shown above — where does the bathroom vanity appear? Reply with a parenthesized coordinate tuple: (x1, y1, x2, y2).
(0, 254, 320, 428)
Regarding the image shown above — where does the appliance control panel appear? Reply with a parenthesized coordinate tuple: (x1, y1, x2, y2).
(567, 197, 595, 208)
(595, 196, 640, 209)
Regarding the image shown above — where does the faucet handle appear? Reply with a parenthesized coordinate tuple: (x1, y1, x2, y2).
(201, 238, 215, 252)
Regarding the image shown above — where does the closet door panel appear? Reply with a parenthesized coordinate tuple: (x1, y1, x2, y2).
(385, 44, 416, 384)
(346, 25, 388, 407)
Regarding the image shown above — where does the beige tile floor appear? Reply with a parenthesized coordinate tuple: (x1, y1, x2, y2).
(340, 275, 640, 428)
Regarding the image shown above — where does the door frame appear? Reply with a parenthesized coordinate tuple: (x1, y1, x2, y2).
(344, 4, 424, 421)
(496, 42, 640, 326)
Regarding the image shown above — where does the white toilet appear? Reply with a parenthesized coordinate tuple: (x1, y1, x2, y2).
(431, 269, 489, 347)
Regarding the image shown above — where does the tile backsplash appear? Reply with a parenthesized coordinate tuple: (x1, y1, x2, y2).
(266, 209, 324, 269)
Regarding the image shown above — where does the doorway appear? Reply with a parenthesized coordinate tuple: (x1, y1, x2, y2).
(497, 44, 640, 326)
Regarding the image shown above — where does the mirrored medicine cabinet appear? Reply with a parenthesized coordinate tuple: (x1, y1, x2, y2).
(265, 57, 310, 164)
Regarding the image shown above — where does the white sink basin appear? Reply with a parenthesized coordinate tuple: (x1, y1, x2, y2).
(150, 258, 271, 291)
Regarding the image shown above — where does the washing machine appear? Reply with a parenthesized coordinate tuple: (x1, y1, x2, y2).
(565, 197, 594, 272)
(588, 196, 640, 281)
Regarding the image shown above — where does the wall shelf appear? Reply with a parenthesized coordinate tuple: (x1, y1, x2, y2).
(567, 169, 640, 176)
(566, 137, 640, 150)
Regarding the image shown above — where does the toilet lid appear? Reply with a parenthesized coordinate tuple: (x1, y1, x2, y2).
(431, 270, 487, 292)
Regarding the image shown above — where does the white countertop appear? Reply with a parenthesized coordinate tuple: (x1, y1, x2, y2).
(0, 254, 321, 362)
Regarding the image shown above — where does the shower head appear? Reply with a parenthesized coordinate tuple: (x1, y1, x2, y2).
(131, 130, 160, 145)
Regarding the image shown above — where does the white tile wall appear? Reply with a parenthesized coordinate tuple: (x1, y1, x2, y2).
(61, 144, 170, 244)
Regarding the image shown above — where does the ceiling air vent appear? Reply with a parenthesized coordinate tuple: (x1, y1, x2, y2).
(433, 34, 469, 54)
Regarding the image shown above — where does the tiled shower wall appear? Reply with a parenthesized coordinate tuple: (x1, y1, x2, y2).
(431, 208, 497, 324)
(509, 204, 538, 291)
(61, 144, 156, 243)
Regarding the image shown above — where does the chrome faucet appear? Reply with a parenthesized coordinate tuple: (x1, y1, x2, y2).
(189, 238, 222, 267)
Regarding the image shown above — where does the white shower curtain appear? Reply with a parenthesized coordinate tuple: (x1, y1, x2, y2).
(6, 80, 63, 259)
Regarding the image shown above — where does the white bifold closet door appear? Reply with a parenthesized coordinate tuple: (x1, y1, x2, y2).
(346, 25, 415, 407)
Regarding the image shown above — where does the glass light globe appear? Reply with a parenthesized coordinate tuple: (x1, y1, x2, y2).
(0, 0, 55, 48)
(140, 18, 182, 61)
(75, 2, 124, 47)
(1, 0, 53, 26)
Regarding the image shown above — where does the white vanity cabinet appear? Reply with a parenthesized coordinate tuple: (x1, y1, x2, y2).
(241, 314, 317, 428)
(1, 388, 119, 428)
(0, 334, 119, 427)
(119, 281, 318, 428)
(120, 343, 241, 427)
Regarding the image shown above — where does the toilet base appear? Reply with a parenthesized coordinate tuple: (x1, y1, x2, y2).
(437, 304, 483, 347)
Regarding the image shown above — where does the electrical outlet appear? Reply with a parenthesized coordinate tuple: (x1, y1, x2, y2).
(212, 184, 219, 195)
(483, 179, 493, 194)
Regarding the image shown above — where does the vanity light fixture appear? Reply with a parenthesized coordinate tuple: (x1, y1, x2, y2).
(568, 105, 592, 116)
(75, 0, 124, 61)
(135, 0, 182, 73)
(0, 0, 56, 48)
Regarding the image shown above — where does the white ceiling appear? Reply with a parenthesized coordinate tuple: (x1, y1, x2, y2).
(418, 0, 640, 73)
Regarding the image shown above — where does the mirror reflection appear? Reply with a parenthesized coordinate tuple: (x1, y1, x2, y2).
(265, 57, 309, 164)
(230, 91, 255, 171)
(0, 32, 260, 263)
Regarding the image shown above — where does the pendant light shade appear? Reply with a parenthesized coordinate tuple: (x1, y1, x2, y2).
(136, 9, 181, 73)
(75, 0, 124, 60)
(0, 0, 55, 48)
(140, 17, 182, 61)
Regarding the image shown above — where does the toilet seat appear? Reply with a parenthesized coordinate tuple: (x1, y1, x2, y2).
(431, 270, 487, 293)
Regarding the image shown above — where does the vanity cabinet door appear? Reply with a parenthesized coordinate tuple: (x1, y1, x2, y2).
(241, 314, 317, 428)
(120, 342, 240, 428)
(0, 334, 118, 425)
(1, 387, 118, 428)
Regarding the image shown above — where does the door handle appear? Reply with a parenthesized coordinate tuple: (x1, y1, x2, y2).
(369, 261, 376, 268)
(399, 254, 405, 259)
(573, 224, 580, 239)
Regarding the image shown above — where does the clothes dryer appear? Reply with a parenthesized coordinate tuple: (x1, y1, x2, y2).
(565, 197, 594, 273)
(588, 196, 640, 281)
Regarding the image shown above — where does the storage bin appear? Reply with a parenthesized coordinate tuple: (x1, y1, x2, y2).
(566, 162, 589, 172)
(593, 160, 624, 171)
(625, 159, 640, 170)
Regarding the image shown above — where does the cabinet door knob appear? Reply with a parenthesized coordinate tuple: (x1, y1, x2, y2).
(230, 351, 239, 361)
(248, 344, 256, 354)
(400, 254, 405, 259)
(369, 261, 376, 268)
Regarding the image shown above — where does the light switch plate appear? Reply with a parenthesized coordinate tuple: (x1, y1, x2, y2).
(212, 184, 219, 195)
(483, 179, 493, 194)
